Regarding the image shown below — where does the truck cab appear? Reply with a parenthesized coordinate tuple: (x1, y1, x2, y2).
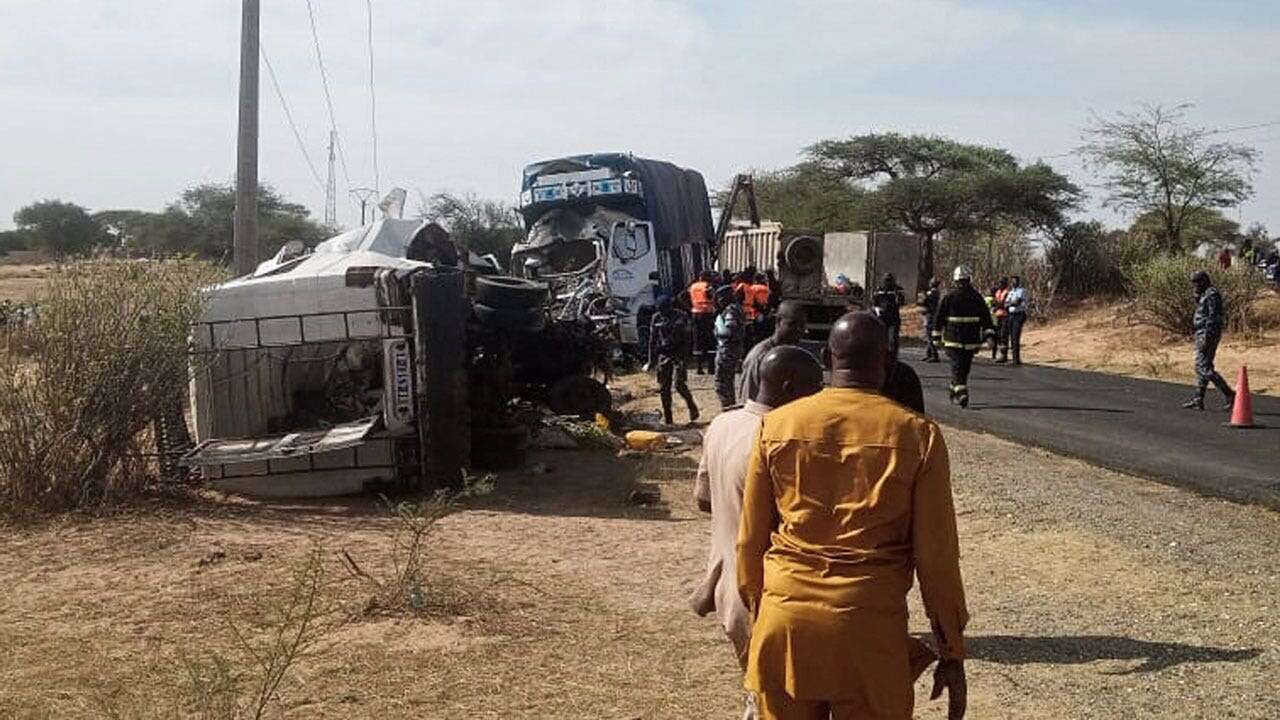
(511, 154, 715, 348)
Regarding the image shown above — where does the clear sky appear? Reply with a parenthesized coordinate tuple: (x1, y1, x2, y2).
(2, 0, 1278, 232)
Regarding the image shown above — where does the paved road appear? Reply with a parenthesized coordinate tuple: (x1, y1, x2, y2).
(900, 355, 1280, 510)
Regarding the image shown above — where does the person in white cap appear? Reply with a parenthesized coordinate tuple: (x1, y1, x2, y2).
(935, 266, 994, 408)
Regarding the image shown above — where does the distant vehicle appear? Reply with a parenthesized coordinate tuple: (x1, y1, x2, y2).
(511, 153, 716, 348)
(713, 175, 922, 353)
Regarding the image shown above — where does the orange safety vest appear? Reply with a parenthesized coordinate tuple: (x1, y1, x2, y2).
(689, 281, 714, 314)
(994, 288, 1010, 319)
(751, 283, 771, 311)
(737, 282, 757, 320)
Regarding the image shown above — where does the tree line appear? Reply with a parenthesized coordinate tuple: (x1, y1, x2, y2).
(722, 103, 1268, 295)
(3, 103, 1267, 297)
(0, 183, 526, 269)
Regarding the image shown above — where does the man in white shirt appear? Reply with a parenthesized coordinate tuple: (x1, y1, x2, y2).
(690, 346, 824, 719)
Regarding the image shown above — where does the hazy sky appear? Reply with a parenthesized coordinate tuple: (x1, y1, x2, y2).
(3, 0, 1279, 232)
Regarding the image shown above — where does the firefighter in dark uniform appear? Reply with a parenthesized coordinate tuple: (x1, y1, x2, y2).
(1183, 270, 1235, 410)
(712, 284, 747, 410)
(646, 294, 700, 425)
(918, 276, 942, 362)
(871, 273, 905, 357)
(935, 265, 994, 408)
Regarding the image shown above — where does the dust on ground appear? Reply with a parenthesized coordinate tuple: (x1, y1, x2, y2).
(1021, 297, 1280, 396)
(1, 374, 1277, 718)
(0, 262, 49, 302)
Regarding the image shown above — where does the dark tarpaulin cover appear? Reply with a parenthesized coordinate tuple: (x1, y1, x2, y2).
(520, 153, 714, 250)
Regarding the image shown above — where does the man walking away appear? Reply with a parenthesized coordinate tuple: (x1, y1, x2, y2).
(646, 295, 700, 425)
(992, 277, 1011, 363)
(1182, 270, 1235, 410)
(737, 301, 808, 404)
(1004, 276, 1028, 365)
(1217, 247, 1232, 271)
(690, 271, 717, 375)
(872, 273, 905, 357)
(692, 346, 825, 720)
(714, 284, 749, 411)
(919, 277, 942, 363)
(936, 266, 993, 409)
(737, 312, 968, 720)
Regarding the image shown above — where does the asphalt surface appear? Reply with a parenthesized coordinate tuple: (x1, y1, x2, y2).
(899, 353, 1280, 510)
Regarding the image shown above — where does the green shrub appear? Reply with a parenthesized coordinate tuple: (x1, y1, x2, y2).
(0, 258, 224, 517)
(1129, 255, 1264, 336)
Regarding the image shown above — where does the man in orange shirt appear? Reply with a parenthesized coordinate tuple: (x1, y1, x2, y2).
(689, 271, 718, 374)
(748, 272, 773, 345)
(738, 311, 968, 720)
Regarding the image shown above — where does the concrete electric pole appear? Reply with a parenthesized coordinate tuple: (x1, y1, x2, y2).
(233, 0, 261, 276)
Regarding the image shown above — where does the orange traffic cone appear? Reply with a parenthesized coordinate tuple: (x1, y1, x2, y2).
(1226, 366, 1259, 429)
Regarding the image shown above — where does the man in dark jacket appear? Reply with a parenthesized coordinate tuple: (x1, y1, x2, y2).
(647, 295, 700, 425)
(1183, 270, 1235, 410)
(872, 273, 906, 356)
(936, 265, 994, 408)
(713, 284, 748, 411)
(919, 277, 942, 363)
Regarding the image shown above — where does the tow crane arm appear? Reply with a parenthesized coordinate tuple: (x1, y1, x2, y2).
(710, 173, 760, 262)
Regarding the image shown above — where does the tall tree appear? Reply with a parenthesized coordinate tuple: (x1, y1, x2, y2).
(718, 163, 870, 233)
(806, 133, 1079, 279)
(1080, 103, 1257, 253)
(418, 191, 524, 266)
(13, 200, 106, 256)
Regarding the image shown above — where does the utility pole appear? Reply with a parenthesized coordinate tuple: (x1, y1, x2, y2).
(233, 0, 260, 276)
(350, 187, 379, 226)
(324, 130, 337, 228)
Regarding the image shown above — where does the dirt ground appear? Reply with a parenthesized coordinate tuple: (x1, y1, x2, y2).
(1, 374, 1277, 719)
(0, 262, 49, 303)
(1019, 297, 1280, 397)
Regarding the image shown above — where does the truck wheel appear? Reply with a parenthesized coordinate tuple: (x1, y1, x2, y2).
(547, 375, 612, 418)
(474, 303, 547, 333)
(475, 275, 549, 309)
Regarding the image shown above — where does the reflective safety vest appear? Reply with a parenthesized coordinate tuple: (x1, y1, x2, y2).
(689, 281, 714, 314)
(993, 288, 1010, 319)
(750, 283, 771, 313)
(737, 282, 757, 320)
(938, 286, 994, 350)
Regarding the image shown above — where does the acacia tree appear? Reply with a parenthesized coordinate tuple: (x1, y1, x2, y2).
(418, 191, 524, 266)
(1080, 103, 1257, 253)
(719, 163, 870, 234)
(13, 200, 107, 256)
(806, 133, 1079, 280)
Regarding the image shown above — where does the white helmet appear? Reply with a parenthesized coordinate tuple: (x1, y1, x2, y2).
(953, 264, 974, 282)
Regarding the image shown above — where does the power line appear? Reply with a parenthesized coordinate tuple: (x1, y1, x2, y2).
(303, 0, 353, 188)
(366, 0, 380, 195)
(1206, 119, 1280, 136)
(260, 45, 326, 192)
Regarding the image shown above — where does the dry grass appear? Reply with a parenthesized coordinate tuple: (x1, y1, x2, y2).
(0, 258, 224, 517)
(1023, 295, 1280, 395)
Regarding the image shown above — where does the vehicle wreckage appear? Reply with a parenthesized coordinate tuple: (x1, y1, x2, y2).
(511, 153, 717, 353)
(180, 208, 612, 497)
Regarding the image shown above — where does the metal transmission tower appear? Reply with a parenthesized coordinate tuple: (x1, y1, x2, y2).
(324, 130, 337, 228)
(350, 187, 379, 226)
(233, 0, 260, 276)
